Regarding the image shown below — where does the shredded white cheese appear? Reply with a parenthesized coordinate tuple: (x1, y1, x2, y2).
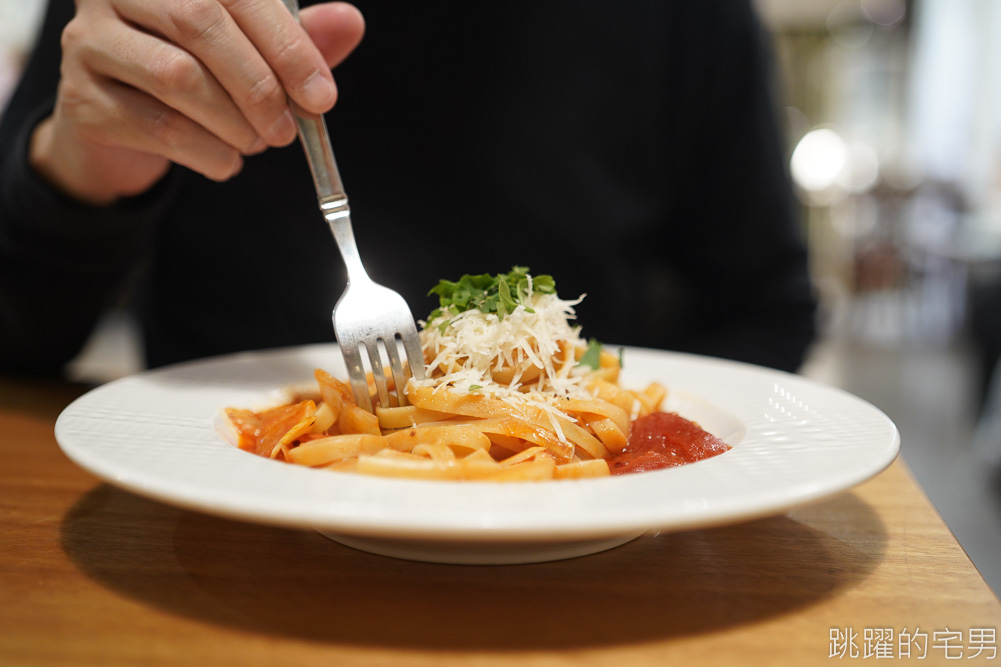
(413, 292, 595, 417)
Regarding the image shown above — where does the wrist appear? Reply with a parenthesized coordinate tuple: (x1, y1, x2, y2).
(28, 117, 122, 207)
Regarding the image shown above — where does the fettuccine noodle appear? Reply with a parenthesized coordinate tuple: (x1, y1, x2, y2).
(224, 269, 667, 481)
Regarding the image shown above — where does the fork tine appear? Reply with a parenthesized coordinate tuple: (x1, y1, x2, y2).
(338, 340, 374, 413)
(399, 329, 426, 382)
(384, 335, 409, 407)
(363, 340, 392, 409)
(278, 7, 424, 414)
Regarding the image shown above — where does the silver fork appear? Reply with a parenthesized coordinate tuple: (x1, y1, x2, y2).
(280, 0, 425, 412)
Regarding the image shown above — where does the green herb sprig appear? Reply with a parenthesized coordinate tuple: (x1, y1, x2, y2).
(576, 338, 603, 371)
(427, 266, 556, 323)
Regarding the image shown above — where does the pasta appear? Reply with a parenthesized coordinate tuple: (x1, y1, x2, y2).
(224, 268, 674, 481)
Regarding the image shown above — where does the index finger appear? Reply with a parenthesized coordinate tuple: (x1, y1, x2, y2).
(116, 0, 336, 145)
(222, 0, 338, 113)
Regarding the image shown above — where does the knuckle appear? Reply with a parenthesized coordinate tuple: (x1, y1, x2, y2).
(146, 46, 203, 98)
(148, 108, 186, 150)
(60, 16, 103, 67)
(56, 88, 117, 148)
(59, 18, 86, 52)
(54, 79, 90, 115)
(165, 0, 226, 43)
(270, 32, 307, 71)
(218, 0, 252, 13)
(241, 72, 283, 111)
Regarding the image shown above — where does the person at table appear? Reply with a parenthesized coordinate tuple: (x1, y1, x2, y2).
(0, 0, 817, 377)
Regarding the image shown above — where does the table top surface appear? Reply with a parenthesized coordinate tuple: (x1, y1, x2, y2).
(2, 376, 999, 666)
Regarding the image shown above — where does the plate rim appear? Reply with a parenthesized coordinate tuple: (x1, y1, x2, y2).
(54, 343, 901, 543)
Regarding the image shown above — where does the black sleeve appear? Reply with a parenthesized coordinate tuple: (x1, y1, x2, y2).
(0, 0, 175, 376)
(329, 0, 817, 373)
(652, 1, 817, 372)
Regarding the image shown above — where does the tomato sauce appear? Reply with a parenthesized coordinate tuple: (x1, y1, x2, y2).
(606, 411, 729, 475)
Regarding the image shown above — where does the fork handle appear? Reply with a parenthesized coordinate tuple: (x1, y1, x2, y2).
(291, 106, 345, 205)
(289, 105, 370, 284)
(278, 0, 345, 212)
(279, 0, 369, 284)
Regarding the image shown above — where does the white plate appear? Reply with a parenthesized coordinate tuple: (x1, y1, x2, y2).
(55, 344, 899, 564)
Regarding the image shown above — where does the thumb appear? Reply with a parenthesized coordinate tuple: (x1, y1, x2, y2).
(299, 2, 366, 70)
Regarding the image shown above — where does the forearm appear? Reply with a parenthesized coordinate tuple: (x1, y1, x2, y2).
(0, 107, 171, 375)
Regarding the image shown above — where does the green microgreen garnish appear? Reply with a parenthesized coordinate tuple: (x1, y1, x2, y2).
(468, 385, 483, 392)
(577, 338, 603, 371)
(427, 266, 556, 325)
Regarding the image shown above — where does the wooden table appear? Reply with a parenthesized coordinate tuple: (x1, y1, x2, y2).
(2, 376, 999, 666)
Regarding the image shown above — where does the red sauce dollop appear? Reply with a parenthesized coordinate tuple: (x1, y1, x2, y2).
(606, 411, 729, 475)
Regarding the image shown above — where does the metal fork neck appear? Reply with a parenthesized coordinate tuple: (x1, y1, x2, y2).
(289, 105, 370, 285)
(323, 202, 370, 284)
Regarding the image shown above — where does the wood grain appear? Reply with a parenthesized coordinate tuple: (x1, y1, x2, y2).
(1, 377, 998, 666)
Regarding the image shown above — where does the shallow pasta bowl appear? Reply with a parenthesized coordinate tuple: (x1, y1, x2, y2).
(54, 344, 899, 564)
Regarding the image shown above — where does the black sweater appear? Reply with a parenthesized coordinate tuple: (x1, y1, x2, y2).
(0, 0, 816, 375)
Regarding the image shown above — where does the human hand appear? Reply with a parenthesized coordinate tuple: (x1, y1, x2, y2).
(29, 0, 365, 206)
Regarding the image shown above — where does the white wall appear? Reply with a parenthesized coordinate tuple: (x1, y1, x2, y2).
(0, 0, 47, 110)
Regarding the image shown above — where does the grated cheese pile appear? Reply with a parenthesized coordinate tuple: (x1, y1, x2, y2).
(413, 291, 595, 410)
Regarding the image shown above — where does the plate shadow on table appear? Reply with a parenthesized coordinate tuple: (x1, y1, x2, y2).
(60, 485, 887, 651)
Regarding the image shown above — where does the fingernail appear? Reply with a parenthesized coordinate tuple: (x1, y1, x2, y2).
(246, 136, 267, 154)
(301, 71, 337, 110)
(224, 154, 244, 180)
(268, 109, 296, 144)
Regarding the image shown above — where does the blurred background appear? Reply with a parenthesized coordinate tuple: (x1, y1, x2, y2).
(2, 0, 1000, 594)
(756, 0, 1001, 598)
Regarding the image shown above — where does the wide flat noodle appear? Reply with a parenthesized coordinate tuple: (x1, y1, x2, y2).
(224, 347, 668, 481)
(407, 385, 604, 461)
